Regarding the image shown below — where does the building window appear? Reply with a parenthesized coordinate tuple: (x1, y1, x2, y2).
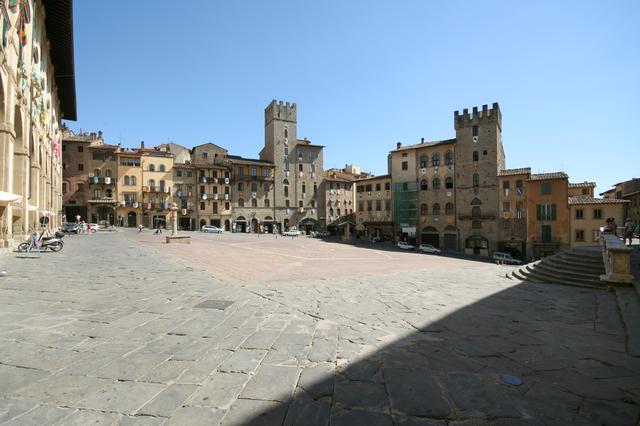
(541, 225, 552, 242)
(516, 180, 523, 196)
(472, 206, 481, 219)
(432, 154, 440, 167)
(385, 182, 390, 191)
(472, 125, 478, 137)
(376, 200, 381, 211)
(375, 183, 381, 191)
(264, 183, 271, 192)
(593, 208, 602, 219)
(582, 188, 588, 195)
(149, 164, 155, 172)
(432, 178, 440, 190)
(77, 183, 84, 192)
(433, 203, 441, 216)
(238, 198, 245, 207)
(263, 168, 270, 177)
(78, 146, 83, 152)
(62, 182, 68, 193)
(419, 155, 428, 168)
(284, 147, 288, 157)
(444, 150, 453, 165)
(251, 182, 257, 192)
(265, 198, 270, 207)
(503, 202, 510, 212)
(78, 163, 84, 171)
(576, 209, 584, 219)
(159, 164, 166, 172)
(225, 202, 230, 210)
(401, 161, 408, 170)
(131, 176, 137, 185)
(284, 128, 288, 138)
(200, 202, 205, 210)
(176, 170, 182, 177)
(541, 182, 552, 195)
(367, 201, 372, 211)
(420, 179, 428, 190)
(445, 177, 453, 189)
(473, 151, 479, 162)
(93, 169, 101, 177)
(537, 204, 557, 220)
(302, 183, 306, 194)
(251, 167, 257, 176)
(252, 199, 257, 207)
(473, 174, 479, 188)
(420, 203, 427, 215)
(238, 182, 244, 191)
(358, 201, 364, 211)
(299, 200, 303, 208)
(298, 163, 303, 172)
(238, 168, 244, 177)
(445, 202, 454, 215)
(284, 186, 288, 197)
(575, 230, 585, 241)
(385, 200, 391, 211)
(365, 184, 372, 192)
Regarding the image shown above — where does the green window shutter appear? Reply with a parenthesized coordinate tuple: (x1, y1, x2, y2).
(551, 204, 557, 220)
(536, 205, 542, 220)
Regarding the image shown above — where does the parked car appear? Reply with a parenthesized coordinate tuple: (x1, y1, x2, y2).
(201, 225, 223, 233)
(283, 227, 301, 237)
(493, 251, 523, 265)
(418, 243, 441, 255)
(397, 241, 415, 250)
(61, 222, 79, 234)
(89, 223, 100, 232)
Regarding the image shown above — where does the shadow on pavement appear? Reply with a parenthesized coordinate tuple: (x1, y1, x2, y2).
(236, 281, 640, 425)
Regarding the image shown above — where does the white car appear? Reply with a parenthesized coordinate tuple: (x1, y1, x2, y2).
(418, 243, 441, 255)
(493, 251, 522, 265)
(283, 228, 301, 237)
(202, 225, 223, 233)
(397, 241, 415, 250)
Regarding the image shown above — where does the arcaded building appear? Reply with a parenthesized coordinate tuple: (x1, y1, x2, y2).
(0, 1, 76, 249)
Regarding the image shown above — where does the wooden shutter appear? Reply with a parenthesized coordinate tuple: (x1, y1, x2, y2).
(551, 204, 557, 220)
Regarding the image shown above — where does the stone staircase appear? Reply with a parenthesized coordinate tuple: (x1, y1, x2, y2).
(512, 247, 606, 289)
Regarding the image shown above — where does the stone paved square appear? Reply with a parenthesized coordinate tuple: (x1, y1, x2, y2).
(0, 230, 638, 425)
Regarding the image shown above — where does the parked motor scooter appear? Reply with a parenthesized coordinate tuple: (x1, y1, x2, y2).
(17, 217, 64, 252)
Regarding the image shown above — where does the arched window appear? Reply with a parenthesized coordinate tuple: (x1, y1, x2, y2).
(93, 169, 101, 177)
(238, 182, 243, 191)
(420, 179, 428, 190)
(264, 198, 270, 207)
(420, 203, 427, 215)
(251, 198, 257, 207)
(445, 202, 454, 215)
(432, 153, 440, 167)
(473, 151, 479, 162)
(432, 178, 440, 190)
(105, 169, 112, 178)
(445, 177, 454, 189)
(238, 198, 245, 207)
(419, 155, 428, 168)
(124, 176, 130, 185)
(445, 150, 453, 165)
(284, 160, 289, 171)
(149, 164, 155, 171)
(472, 206, 481, 219)
(302, 183, 306, 193)
(251, 182, 257, 192)
(131, 176, 137, 186)
(284, 128, 288, 138)
(159, 164, 166, 172)
(284, 186, 289, 197)
(473, 173, 480, 188)
(149, 179, 156, 189)
(159, 180, 166, 190)
(313, 183, 317, 194)
(433, 203, 441, 216)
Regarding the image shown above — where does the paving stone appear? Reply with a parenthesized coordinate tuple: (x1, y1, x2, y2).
(517, 382, 581, 422)
(176, 350, 233, 384)
(77, 381, 165, 414)
(532, 369, 627, 401)
(240, 330, 281, 350)
(284, 399, 330, 426)
(295, 364, 335, 399)
(141, 359, 191, 383)
(308, 338, 337, 362)
(441, 372, 521, 418)
(578, 398, 640, 425)
(383, 367, 451, 417)
(240, 365, 300, 402)
(218, 349, 267, 374)
(221, 399, 289, 426)
(52, 409, 122, 425)
(330, 407, 393, 426)
(394, 416, 445, 425)
(137, 383, 198, 417)
(94, 352, 168, 381)
(334, 379, 388, 410)
(119, 415, 167, 426)
(13, 374, 111, 406)
(0, 399, 37, 424)
(166, 407, 226, 425)
(0, 364, 49, 395)
(188, 372, 250, 408)
(3, 404, 72, 425)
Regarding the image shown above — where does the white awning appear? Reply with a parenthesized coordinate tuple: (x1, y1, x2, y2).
(0, 191, 22, 204)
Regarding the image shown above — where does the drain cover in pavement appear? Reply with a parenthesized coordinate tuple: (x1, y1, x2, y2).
(499, 374, 523, 386)
(194, 300, 235, 310)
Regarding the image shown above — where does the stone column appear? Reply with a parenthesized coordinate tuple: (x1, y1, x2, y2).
(171, 202, 178, 236)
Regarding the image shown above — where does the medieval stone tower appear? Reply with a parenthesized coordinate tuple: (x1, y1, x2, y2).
(260, 100, 323, 232)
(454, 103, 505, 255)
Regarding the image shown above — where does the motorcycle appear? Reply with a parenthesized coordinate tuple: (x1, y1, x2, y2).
(17, 231, 64, 252)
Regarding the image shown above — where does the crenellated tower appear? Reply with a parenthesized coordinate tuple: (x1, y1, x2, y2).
(454, 103, 504, 255)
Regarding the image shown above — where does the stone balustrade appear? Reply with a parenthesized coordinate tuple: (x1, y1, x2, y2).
(600, 233, 634, 285)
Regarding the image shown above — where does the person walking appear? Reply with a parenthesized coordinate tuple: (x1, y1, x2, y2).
(624, 218, 635, 246)
(138, 224, 143, 233)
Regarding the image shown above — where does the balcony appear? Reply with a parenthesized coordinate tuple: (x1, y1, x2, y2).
(89, 177, 115, 185)
(143, 186, 170, 194)
(200, 193, 221, 201)
(120, 201, 139, 208)
(235, 174, 274, 181)
(88, 197, 117, 204)
(175, 190, 193, 198)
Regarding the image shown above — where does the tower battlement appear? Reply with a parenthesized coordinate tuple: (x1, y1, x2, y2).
(454, 102, 501, 130)
(265, 99, 297, 125)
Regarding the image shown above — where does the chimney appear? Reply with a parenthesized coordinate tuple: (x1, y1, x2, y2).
(140, 140, 145, 149)
(396, 142, 402, 150)
(421, 137, 424, 143)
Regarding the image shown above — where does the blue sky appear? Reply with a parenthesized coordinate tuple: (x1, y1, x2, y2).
(69, 1, 639, 194)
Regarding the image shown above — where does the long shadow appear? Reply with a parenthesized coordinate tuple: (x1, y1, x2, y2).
(235, 281, 640, 425)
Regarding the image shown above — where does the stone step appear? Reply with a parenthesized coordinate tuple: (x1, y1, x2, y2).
(541, 256, 605, 275)
(530, 262, 605, 282)
(561, 249, 604, 260)
(516, 267, 605, 289)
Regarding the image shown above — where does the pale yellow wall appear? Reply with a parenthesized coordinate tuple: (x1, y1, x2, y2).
(570, 203, 627, 247)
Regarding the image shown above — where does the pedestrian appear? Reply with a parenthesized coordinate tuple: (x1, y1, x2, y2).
(609, 217, 618, 236)
(138, 224, 143, 233)
(624, 218, 635, 246)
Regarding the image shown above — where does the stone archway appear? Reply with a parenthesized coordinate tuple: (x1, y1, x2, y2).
(421, 226, 439, 248)
(224, 219, 231, 232)
(235, 216, 247, 233)
(443, 225, 458, 251)
(127, 211, 137, 227)
(251, 218, 259, 233)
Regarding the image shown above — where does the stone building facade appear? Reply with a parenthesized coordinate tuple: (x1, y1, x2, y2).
(0, 0, 76, 248)
(568, 181, 596, 198)
(191, 143, 232, 231)
(259, 100, 324, 234)
(87, 143, 118, 225)
(61, 132, 101, 223)
(115, 150, 143, 228)
(229, 157, 276, 234)
(355, 175, 393, 240)
(172, 163, 196, 231)
(600, 178, 640, 224)
(497, 168, 530, 259)
(139, 150, 173, 229)
(319, 171, 356, 236)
